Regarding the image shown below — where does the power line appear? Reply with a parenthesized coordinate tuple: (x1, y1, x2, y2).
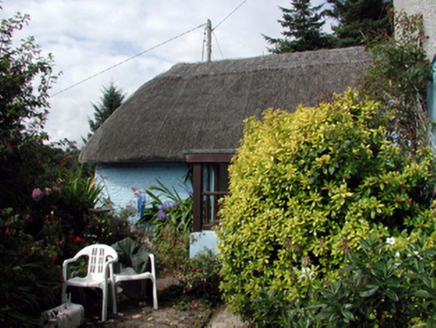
(212, 31, 224, 60)
(51, 23, 206, 97)
(52, 0, 250, 97)
(213, 0, 249, 31)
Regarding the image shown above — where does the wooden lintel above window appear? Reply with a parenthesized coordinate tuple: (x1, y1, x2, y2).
(184, 151, 234, 163)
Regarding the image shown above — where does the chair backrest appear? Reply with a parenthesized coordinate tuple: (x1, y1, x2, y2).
(75, 244, 118, 278)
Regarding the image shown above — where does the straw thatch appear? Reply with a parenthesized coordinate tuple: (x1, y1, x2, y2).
(80, 46, 372, 164)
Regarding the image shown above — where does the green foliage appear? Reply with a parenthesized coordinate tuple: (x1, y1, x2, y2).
(138, 181, 194, 275)
(325, 0, 393, 47)
(176, 250, 223, 306)
(85, 210, 132, 246)
(311, 234, 436, 327)
(264, 0, 333, 53)
(147, 226, 191, 275)
(29, 165, 103, 240)
(0, 8, 133, 327)
(0, 167, 133, 326)
(273, 234, 436, 327)
(217, 90, 436, 325)
(140, 180, 193, 234)
(363, 10, 433, 153)
(85, 81, 126, 141)
(0, 211, 63, 328)
(0, 9, 59, 211)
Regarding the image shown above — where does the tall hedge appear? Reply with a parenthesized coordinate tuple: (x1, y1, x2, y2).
(217, 90, 436, 324)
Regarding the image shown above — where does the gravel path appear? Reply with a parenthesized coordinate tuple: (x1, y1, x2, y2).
(79, 277, 250, 328)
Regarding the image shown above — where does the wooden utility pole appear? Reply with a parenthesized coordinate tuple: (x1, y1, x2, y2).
(206, 19, 212, 62)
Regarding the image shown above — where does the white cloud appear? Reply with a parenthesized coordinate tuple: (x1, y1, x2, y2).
(0, 0, 330, 146)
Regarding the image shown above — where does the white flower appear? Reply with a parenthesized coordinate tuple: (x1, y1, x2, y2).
(299, 267, 314, 279)
(395, 252, 400, 258)
(386, 237, 396, 245)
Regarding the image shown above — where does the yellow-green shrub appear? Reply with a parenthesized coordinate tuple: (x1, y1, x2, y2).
(217, 89, 436, 324)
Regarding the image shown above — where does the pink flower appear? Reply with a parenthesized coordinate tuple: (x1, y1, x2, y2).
(32, 188, 44, 201)
(52, 186, 61, 194)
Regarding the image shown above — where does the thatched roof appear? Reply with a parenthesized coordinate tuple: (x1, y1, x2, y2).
(80, 46, 372, 164)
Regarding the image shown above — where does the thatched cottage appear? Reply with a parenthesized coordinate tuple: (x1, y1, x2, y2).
(80, 46, 373, 254)
(80, 0, 436, 255)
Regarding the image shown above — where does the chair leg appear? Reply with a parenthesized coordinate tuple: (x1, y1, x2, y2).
(111, 282, 117, 315)
(102, 286, 107, 322)
(61, 283, 67, 303)
(152, 278, 158, 310)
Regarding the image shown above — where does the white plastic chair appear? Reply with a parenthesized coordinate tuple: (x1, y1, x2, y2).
(61, 244, 118, 322)
(114, 253, 158, 309)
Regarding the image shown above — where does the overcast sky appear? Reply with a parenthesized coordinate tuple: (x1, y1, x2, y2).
(1, 0, 331, 146)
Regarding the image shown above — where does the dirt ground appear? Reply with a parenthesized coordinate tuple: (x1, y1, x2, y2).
(79, 277, 249, 328)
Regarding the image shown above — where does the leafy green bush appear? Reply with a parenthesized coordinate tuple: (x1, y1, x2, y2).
(217, 90, 436, 325)
(273, 233, 436, 327)
(0, 211, 63, 328)
(363, 10, 433, 153)
(138, 180, 194, 275)
(147, 226, 191, 275)
(0, 165, 130, 326)
(176, 250, 222, 306)
(140, 180, 193, 234)
(311, 234, 436, 327)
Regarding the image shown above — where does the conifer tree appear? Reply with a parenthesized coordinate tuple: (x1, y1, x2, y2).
(264, 0, 333, 53)
(86, 82, 126, 140)
(326, 0, 393, 47)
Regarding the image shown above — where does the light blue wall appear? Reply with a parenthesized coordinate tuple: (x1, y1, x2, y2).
(190, 231, 218, 258)
(94, 163, 219, 256)
(95, 163, 191, 217)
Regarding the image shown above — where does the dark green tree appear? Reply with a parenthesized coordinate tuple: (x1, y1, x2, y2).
(264, 0, 333, 53)
(326, 0, 393, 47)
(86, 82, 126, 140)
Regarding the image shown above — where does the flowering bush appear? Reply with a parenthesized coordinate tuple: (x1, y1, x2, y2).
(274, 233, 436, 327)
(138, 180, 194, 276)
(140, 180, 193, 234)
(176, 250, 222, 306)
(0, 210, 63, 328)
(146, 226, 192, 276)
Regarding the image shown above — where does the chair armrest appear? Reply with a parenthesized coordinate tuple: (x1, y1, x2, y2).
(105, 256, 118, 283)
(63, 257, 82, 280)
(149, 254, 156, 277)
